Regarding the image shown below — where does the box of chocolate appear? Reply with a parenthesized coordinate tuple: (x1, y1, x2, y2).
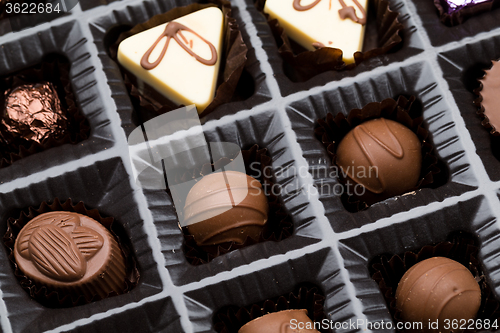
(0, 0, 500, 332)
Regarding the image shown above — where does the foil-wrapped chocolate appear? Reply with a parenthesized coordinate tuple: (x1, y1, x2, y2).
(445, 0, 492, 13)
(2, 82, 68, 144)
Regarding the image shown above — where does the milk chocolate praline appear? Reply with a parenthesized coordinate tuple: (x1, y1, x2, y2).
(238, 309, 320, 333)
(336, 118, 422, 204)
(183, 170, 268, 248)
(396, 257, 481, 333)
(13, 211, 127, 301)
(477, 60, 500, 135)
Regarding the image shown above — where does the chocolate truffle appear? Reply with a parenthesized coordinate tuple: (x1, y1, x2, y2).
(336, 118, 422, 203)
(478, 60, 500, 133)
(396, 257, 481, 333)
(14, 212, 127, 300)
(2, 82, 68, 144)
(183, 170, 268, 248)
(238, 309, 320, 333)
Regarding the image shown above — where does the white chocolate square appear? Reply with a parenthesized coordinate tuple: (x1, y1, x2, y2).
(117, 7, 224, 113)
(264, 0, 368, 63)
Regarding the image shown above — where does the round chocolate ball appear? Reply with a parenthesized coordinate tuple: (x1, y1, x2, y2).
(183, 170, 268, 248)
(336, 118, 421, 202)
(14, 212, 127, 301)
(396, 257, 481, 333)
(238, 309, 320, 333)
(2, 82, 68, 144)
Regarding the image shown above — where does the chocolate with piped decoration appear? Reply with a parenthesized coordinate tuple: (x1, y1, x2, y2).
(335, 118, 422, 203)
(184, 170, 268, 248)
(478, 60, 500, 134)
(1, 82, 68, 144)
(238, 309, 320, 333)
(395, 257, 481, 332)
(13, 211, 127, 301)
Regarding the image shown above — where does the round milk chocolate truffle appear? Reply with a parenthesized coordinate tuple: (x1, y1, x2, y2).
(238, 309, 320, 333)
(183, 170, 268, 247)
(336, 118, 421, 202)
(14, 212, 127, 300)
(396, 257, 481, 333)
(2, 82, 68, 144)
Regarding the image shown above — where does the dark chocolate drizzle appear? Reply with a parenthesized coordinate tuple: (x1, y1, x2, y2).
(140, 21, 218, 70)
(293, 0, 321, 11)
(338, 0, 367, 24)
(292, 0, 366, 25)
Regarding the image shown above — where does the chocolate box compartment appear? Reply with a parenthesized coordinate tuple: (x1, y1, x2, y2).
(81, 0, 123, 11)
(244, 0, 424, 97)
(406, 0, 500, 47)
(183, 247, 359, 333)
(286, 60, 478, 233)
(338, 195, 500, 326)
(138, 108, 323, 286)
(0, 20, 115, 185)
(65, 296, 184, 332)
(438, 33, 500, 182)
(0, 157, 163, 333)
(89, 0, 271, 137)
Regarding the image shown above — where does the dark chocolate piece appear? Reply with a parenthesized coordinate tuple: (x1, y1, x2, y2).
(2, 82, 68, 144)
(396, 257, 481, 332)
(238, 309, 320, 333)
(14, 212, 127, 300)
(478, 60, 500, 133)
(184, 170, 268, 248)
(336, 118, 422, 203)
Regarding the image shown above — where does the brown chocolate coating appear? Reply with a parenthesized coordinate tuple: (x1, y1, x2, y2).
(2, 82, 68, 144)
(184, 170, 268, 247)
(336, 118, 421, 202)
(14, 212, 127, 300)
(479, 60, 500, 133)
(396, 257, 481, 333)
(239, 309, 320, 333)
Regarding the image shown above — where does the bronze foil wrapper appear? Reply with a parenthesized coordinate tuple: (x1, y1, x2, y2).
(434, 0, 499, 26)
(371, 232, 500, 332)
(474, 59, 500, 136)
(314, 96, 441, 211)
(0, 55, 90, 169)
(167, 144, 293, 265)
(255, 0, 403, 82)
(2, 82, 68, 144)
(213, 284, 327, 333)
(2, 198, 140, 308)
(109, 0, 248, 119)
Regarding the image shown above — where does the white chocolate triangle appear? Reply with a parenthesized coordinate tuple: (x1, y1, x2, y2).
(117, 7, 224, 113)
(264, 0, 368, 63)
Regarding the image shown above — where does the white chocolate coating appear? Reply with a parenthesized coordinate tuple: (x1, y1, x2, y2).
(264, 0, 368, 63)
(117, 7, 224, 113)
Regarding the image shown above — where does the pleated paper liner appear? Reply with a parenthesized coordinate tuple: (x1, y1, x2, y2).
(108, 0, 249, 121)
(434, 0, 500, 26)
(2, 198, 140, 308)
(474, 58, 500, 136)
(165, 144, 293, 265)
(370, 231, 500, 332)
(0, 53, 90, 169)
(254, 0, 403, 82)
(314, 95, 441, 212)
(214, 283, 327, 333)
